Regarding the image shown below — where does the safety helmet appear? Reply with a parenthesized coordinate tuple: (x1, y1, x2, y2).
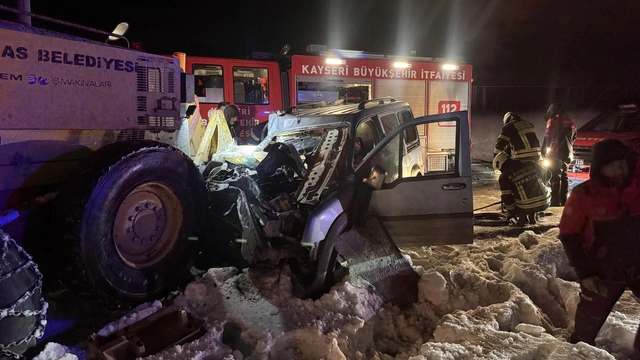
(493, 151, 510, 171)
(546, 103, 564, 118)
(503, 112, 517, 124)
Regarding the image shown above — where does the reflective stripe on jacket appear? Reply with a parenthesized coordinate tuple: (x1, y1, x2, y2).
(495, 118, 542, 161)
(499, 159, 551, 213)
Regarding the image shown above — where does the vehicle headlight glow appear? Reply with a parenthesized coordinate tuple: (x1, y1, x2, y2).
(325, 58, 346, 65)
(393, 61, 411, 68)
(442, 63, 460, 71)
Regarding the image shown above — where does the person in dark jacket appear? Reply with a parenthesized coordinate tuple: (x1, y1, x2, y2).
(246, 121, 268, 145)
(542, 103, 577, 206)
(494, 112, 542, 161)
(223, 104, 243, 145)
(559, 138, 640, 351)
(494, 151, 551, 226)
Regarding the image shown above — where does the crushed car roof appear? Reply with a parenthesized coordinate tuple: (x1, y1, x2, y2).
(265, 99, 412, 140)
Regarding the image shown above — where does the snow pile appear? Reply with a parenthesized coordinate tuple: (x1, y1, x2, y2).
(35, 229, 640, 359)
(96, 300, 163, 337)
(33, 343, 82, 360)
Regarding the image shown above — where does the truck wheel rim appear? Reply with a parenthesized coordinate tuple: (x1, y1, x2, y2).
(113, 182, 183, 269)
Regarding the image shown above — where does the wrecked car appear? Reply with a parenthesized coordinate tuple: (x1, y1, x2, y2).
(201, 98, 474, 303)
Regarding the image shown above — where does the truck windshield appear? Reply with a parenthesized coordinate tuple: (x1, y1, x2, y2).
(581, 112, 640, 132)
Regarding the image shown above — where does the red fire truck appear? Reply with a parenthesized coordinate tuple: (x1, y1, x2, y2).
(173, 46, 472, 157)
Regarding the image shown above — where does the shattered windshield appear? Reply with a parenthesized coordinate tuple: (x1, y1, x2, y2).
(272, 128, 326, 155)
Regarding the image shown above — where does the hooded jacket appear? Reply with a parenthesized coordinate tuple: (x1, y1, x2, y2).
(223, 105, 241, 141)
(559, 139, 640, 279)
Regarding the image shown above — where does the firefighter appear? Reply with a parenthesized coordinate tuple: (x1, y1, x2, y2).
(223, 104, 243, 145)
(494, 112, 542, 162)
(542, 103, 577, 206)
(559, 138, 640, 350)
(493, 151, 551, 226)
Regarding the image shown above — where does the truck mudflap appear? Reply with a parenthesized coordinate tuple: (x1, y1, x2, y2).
(84, 305, 206, 360)
(334, 216, 419, 308)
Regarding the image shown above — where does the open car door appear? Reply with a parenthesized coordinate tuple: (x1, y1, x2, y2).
(356, 111, 473, 247)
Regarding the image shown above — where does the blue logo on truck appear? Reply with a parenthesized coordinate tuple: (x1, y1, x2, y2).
(28, 75, 48, 86)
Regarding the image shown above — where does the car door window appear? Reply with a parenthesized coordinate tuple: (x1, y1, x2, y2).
(398, 110, 419, 147)
(355, 119, 379, 167)
(424, 121, 458, 176)
(370, 133, 401, 184)
(379, 113, 399, 134)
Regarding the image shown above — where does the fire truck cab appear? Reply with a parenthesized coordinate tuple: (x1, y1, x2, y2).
(175, 45, 473, 173)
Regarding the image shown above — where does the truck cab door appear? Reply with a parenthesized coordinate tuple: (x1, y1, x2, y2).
(356, 111, 473, 247)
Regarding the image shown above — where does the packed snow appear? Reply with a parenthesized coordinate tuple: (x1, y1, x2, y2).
(35, 229, 640, 360)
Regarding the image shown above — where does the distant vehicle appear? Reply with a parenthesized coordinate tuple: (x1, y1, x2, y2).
(568, 104, 640, 180)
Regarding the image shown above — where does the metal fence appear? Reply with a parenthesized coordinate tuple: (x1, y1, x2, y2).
(472, 86, 621, 111)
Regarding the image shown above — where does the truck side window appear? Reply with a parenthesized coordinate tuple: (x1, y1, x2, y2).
(193, 64, 224, 104)
(354, 119, 378, 167)
(233, 67, 269, 105)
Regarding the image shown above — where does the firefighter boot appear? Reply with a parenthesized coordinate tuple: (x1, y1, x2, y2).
(559, 165, 569, 205)
(515, 215, 528, 227)
(527, 213, 537, 225)
(550, 181, 561, 207)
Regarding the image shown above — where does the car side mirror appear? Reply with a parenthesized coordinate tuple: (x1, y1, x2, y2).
(364, 165, 386, 190)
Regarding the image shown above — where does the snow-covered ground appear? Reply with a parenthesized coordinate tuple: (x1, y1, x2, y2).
(35, 225, 640, 360)
(35, 138, 637, 360)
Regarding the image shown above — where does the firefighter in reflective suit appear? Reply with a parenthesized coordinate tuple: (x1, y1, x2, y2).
(494, 112, 542, 161)
(494, 151, 551, 226)
(559, 138, 640, 351)
(542, 103, 577, 206)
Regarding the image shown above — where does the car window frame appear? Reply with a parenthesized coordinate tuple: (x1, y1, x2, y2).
(356, 116, 462, 189)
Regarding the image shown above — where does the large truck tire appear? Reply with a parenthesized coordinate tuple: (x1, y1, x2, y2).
(55, 140, 207, 306)
(0, 230, 47, 360)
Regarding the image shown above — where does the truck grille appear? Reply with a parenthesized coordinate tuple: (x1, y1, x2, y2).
(137, 116, 176, 128)
(136, 96, 147, 111)
(573, 145, 592, 165)
(168, 70, 175, 94)
(116, 130, 146, 141)
(136, 66, 162, 92)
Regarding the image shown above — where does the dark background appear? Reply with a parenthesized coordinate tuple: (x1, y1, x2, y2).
(3, 0, 640, 90)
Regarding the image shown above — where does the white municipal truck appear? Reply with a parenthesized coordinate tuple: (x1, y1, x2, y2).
(0, 8, 207, 303)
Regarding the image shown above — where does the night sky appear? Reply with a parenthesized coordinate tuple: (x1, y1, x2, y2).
(3, 0, 640, 89)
